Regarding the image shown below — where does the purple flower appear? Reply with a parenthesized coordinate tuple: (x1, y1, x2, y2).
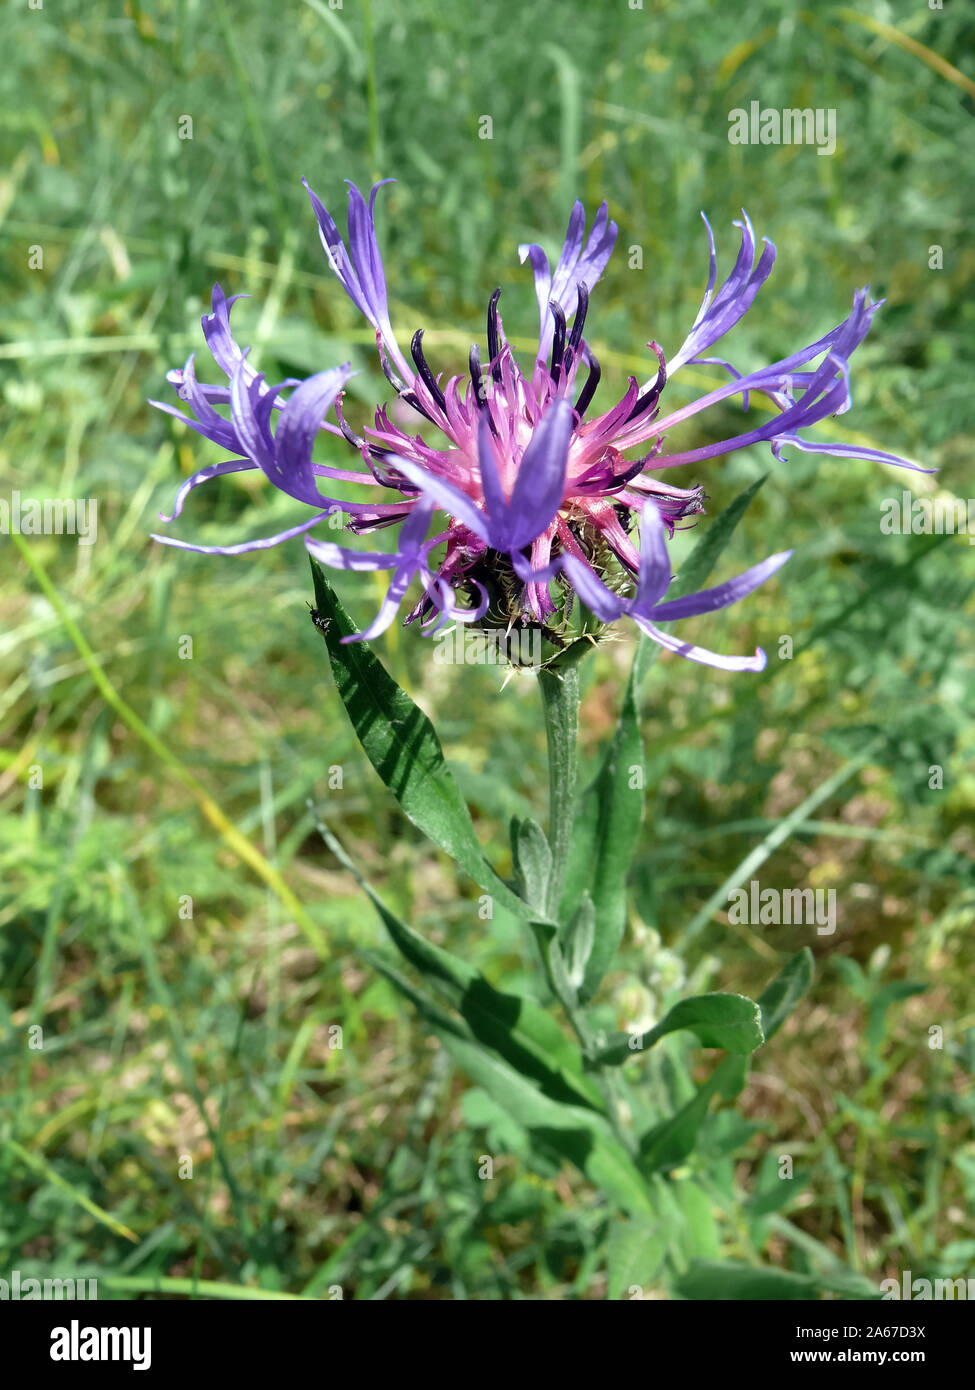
(151, 179, 926, 663)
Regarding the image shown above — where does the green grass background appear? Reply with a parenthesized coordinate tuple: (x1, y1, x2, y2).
(1, 0, 973, 1298)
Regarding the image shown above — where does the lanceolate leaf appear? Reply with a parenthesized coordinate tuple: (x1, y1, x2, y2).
(592, 992, 764, 1068)
(310, 559, 542, 923)
(676, 1178, 721, 1260)
(370, 952, 653, 1217)
(510, 816, 552, 916)
(433, 1028, 655, 1217)
(560, 791, 599, 919)
(560, 893, 595, 990)
(361, 950, 468, 1039)
(606, 1214, 668, 1298)
(319, 819, 604, 1113)
(638, 1062, 742, 1174)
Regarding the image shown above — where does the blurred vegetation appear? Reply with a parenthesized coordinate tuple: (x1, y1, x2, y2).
(0, 0, 973, 1298)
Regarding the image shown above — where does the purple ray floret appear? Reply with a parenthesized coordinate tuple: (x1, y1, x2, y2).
(151, 177, 927, 663)
(559, 503, 792, 672)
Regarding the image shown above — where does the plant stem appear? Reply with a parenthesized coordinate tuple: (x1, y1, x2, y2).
(529, 922, 636, 1154)
(537, 663, 581, 923)
(536, 663, 638, 1157)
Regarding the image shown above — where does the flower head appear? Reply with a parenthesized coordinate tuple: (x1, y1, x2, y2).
(152, 179, 925, 667)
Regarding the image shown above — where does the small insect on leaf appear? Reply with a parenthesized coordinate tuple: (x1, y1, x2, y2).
(308, 605, 332, 637)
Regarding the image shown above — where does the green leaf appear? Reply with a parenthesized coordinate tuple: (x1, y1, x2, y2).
(374, 943, 656, 1218)
(592, 992, 764, 1067)
(636, 953, 818, 1175)
(757, 948, 815, 1042)
(309, 560, 542, 924)
(363, 923, 652, 1216)
(607, 1213, 668, 1299)
(510, 816, 552, 916)
(560, 791, 598, 917)
(675, 1179, 721, 1260)
(319, 819, 605, 1113)
(361, 949, 468, 1038)
(638, 1064, 735, 1174)
(674, 1259, 880, 1301)
(559, 892, 595, 991)
(636, 953, 817, 1171)
(547, 935, 578, 1007)
(639, 1061, 723, 1173)
(433, 1027, 655, 1217)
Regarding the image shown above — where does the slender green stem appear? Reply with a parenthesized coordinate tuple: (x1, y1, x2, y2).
(537, 664, 581, 922)
(534, 663, 639, 1156)
(533, 664, 589, 1045)
(530, 922, 635, 1154)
